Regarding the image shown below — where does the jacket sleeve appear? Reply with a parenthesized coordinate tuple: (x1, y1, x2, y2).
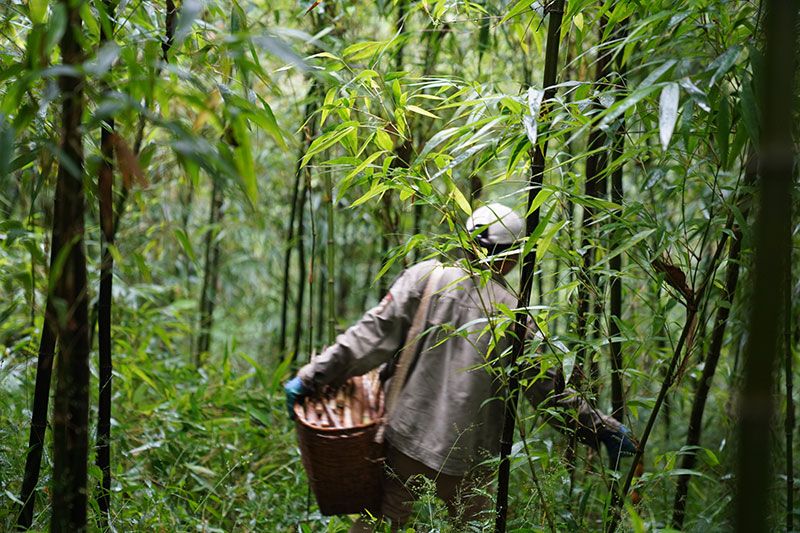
(520, 333, 621, 449)
(297, 265, 424, 390)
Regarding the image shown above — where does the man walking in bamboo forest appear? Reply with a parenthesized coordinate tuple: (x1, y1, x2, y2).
(285, 203, 638, 530)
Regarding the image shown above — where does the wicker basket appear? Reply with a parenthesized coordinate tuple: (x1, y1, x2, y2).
(293, 373, 386, 516)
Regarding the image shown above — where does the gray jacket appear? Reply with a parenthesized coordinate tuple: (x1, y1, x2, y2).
(299, 260, 618, 476)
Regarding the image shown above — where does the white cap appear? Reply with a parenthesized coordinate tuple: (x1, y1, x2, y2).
(466, 203, 525, 251)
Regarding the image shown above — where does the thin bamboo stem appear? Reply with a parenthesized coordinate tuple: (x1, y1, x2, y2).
(94, 0, 118, 523)
(280, 82, 319, 353)
(495, 2, 565, 531)
(195, 178, 223, 365)
(786, 275, 796, 533)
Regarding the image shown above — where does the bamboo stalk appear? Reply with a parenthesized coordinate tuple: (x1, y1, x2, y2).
(195, 177, 223, 366)
(607, 18, 630, 423)
(51, 2, 91, 528)
(95, 0, 119, 523)
(324, 166, 336, 345)
(786, 278, 796, 533)
(495, 3, 565, 532)
(279, 82, 320, 354)
(735, 0, 796, 530)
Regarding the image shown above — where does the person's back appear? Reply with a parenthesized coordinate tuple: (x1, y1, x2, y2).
(383, 259, 518, 476)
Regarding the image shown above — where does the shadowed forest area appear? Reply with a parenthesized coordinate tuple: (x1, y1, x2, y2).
(0, 0, 798, 531)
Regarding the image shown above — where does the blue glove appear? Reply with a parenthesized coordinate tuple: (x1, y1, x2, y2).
(600, 424, 638, 470)
(284, 376, 309, 419)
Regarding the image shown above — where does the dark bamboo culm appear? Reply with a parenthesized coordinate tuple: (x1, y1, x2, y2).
(279, 81, 320, 355)
(576, 12, 611, 380)
(195, 177, 223, 366)
(494, 2, 565, 531)
(292, 166, 311, 363)
(94, 0, 119, 525)
(735, 0, 796, 530)
(17, 303, 57, 529)
(89, 0, 178, 348)
(565, 14, 618, 500)
(50, 1, 91, 529)
(607, 19, 630, 423)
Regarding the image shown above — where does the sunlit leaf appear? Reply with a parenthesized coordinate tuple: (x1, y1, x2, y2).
(28, 0, 47, 24)
(406, 105, 439, 119)
(658, 83, 679, 150)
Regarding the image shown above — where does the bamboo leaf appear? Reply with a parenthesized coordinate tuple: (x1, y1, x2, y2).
(599, 60, 678, 129)
(536, 220, 567, 261)
(406, 105, 439, 119)
(525, 187, 554, 217)
(500, 0, 538, 24)
(505, 136, 530, 179)
(28, 0, 48, 24)
(573, 12, 584, 31)
(375, 128, 394, 151)
(562, 351, 576, 385)
(522, 87, 544, 145)
(129, 365, 158, 391)
(187, 464, 216, 478)
(232, 119, 257, 205)
(351, 180, 388, 208)
(174, 228, 197, 264)
(0, 115, 14, 182)
(254, 96, 288, 150)
(708, 45, 742, 88)
(338, 151, 385, 199)
(450, 181, 472, 215)
(658, 83, 680, 150)
(740, 77, 759, 143)
(320, 88, 336, 127)
(342, 41, 383, 61)
(594, 229, 656, 268)
(301, 121, 358, 167)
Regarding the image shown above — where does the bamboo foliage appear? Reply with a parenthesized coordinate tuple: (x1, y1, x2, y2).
(0, 0, 797, 530)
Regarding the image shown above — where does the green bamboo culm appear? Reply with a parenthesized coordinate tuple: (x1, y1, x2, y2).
(325, 168, 335, 345)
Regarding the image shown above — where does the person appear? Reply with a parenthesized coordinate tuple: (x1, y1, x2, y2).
(285, 202, 637, 530)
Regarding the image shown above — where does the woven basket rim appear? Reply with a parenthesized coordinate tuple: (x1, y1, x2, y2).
(294, 403, 384, 434)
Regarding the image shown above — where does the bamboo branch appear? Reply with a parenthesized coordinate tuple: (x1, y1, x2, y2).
(671, 225, 744, 528)
(671, 157, 755, 529)
(606, 202, 750, 530)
